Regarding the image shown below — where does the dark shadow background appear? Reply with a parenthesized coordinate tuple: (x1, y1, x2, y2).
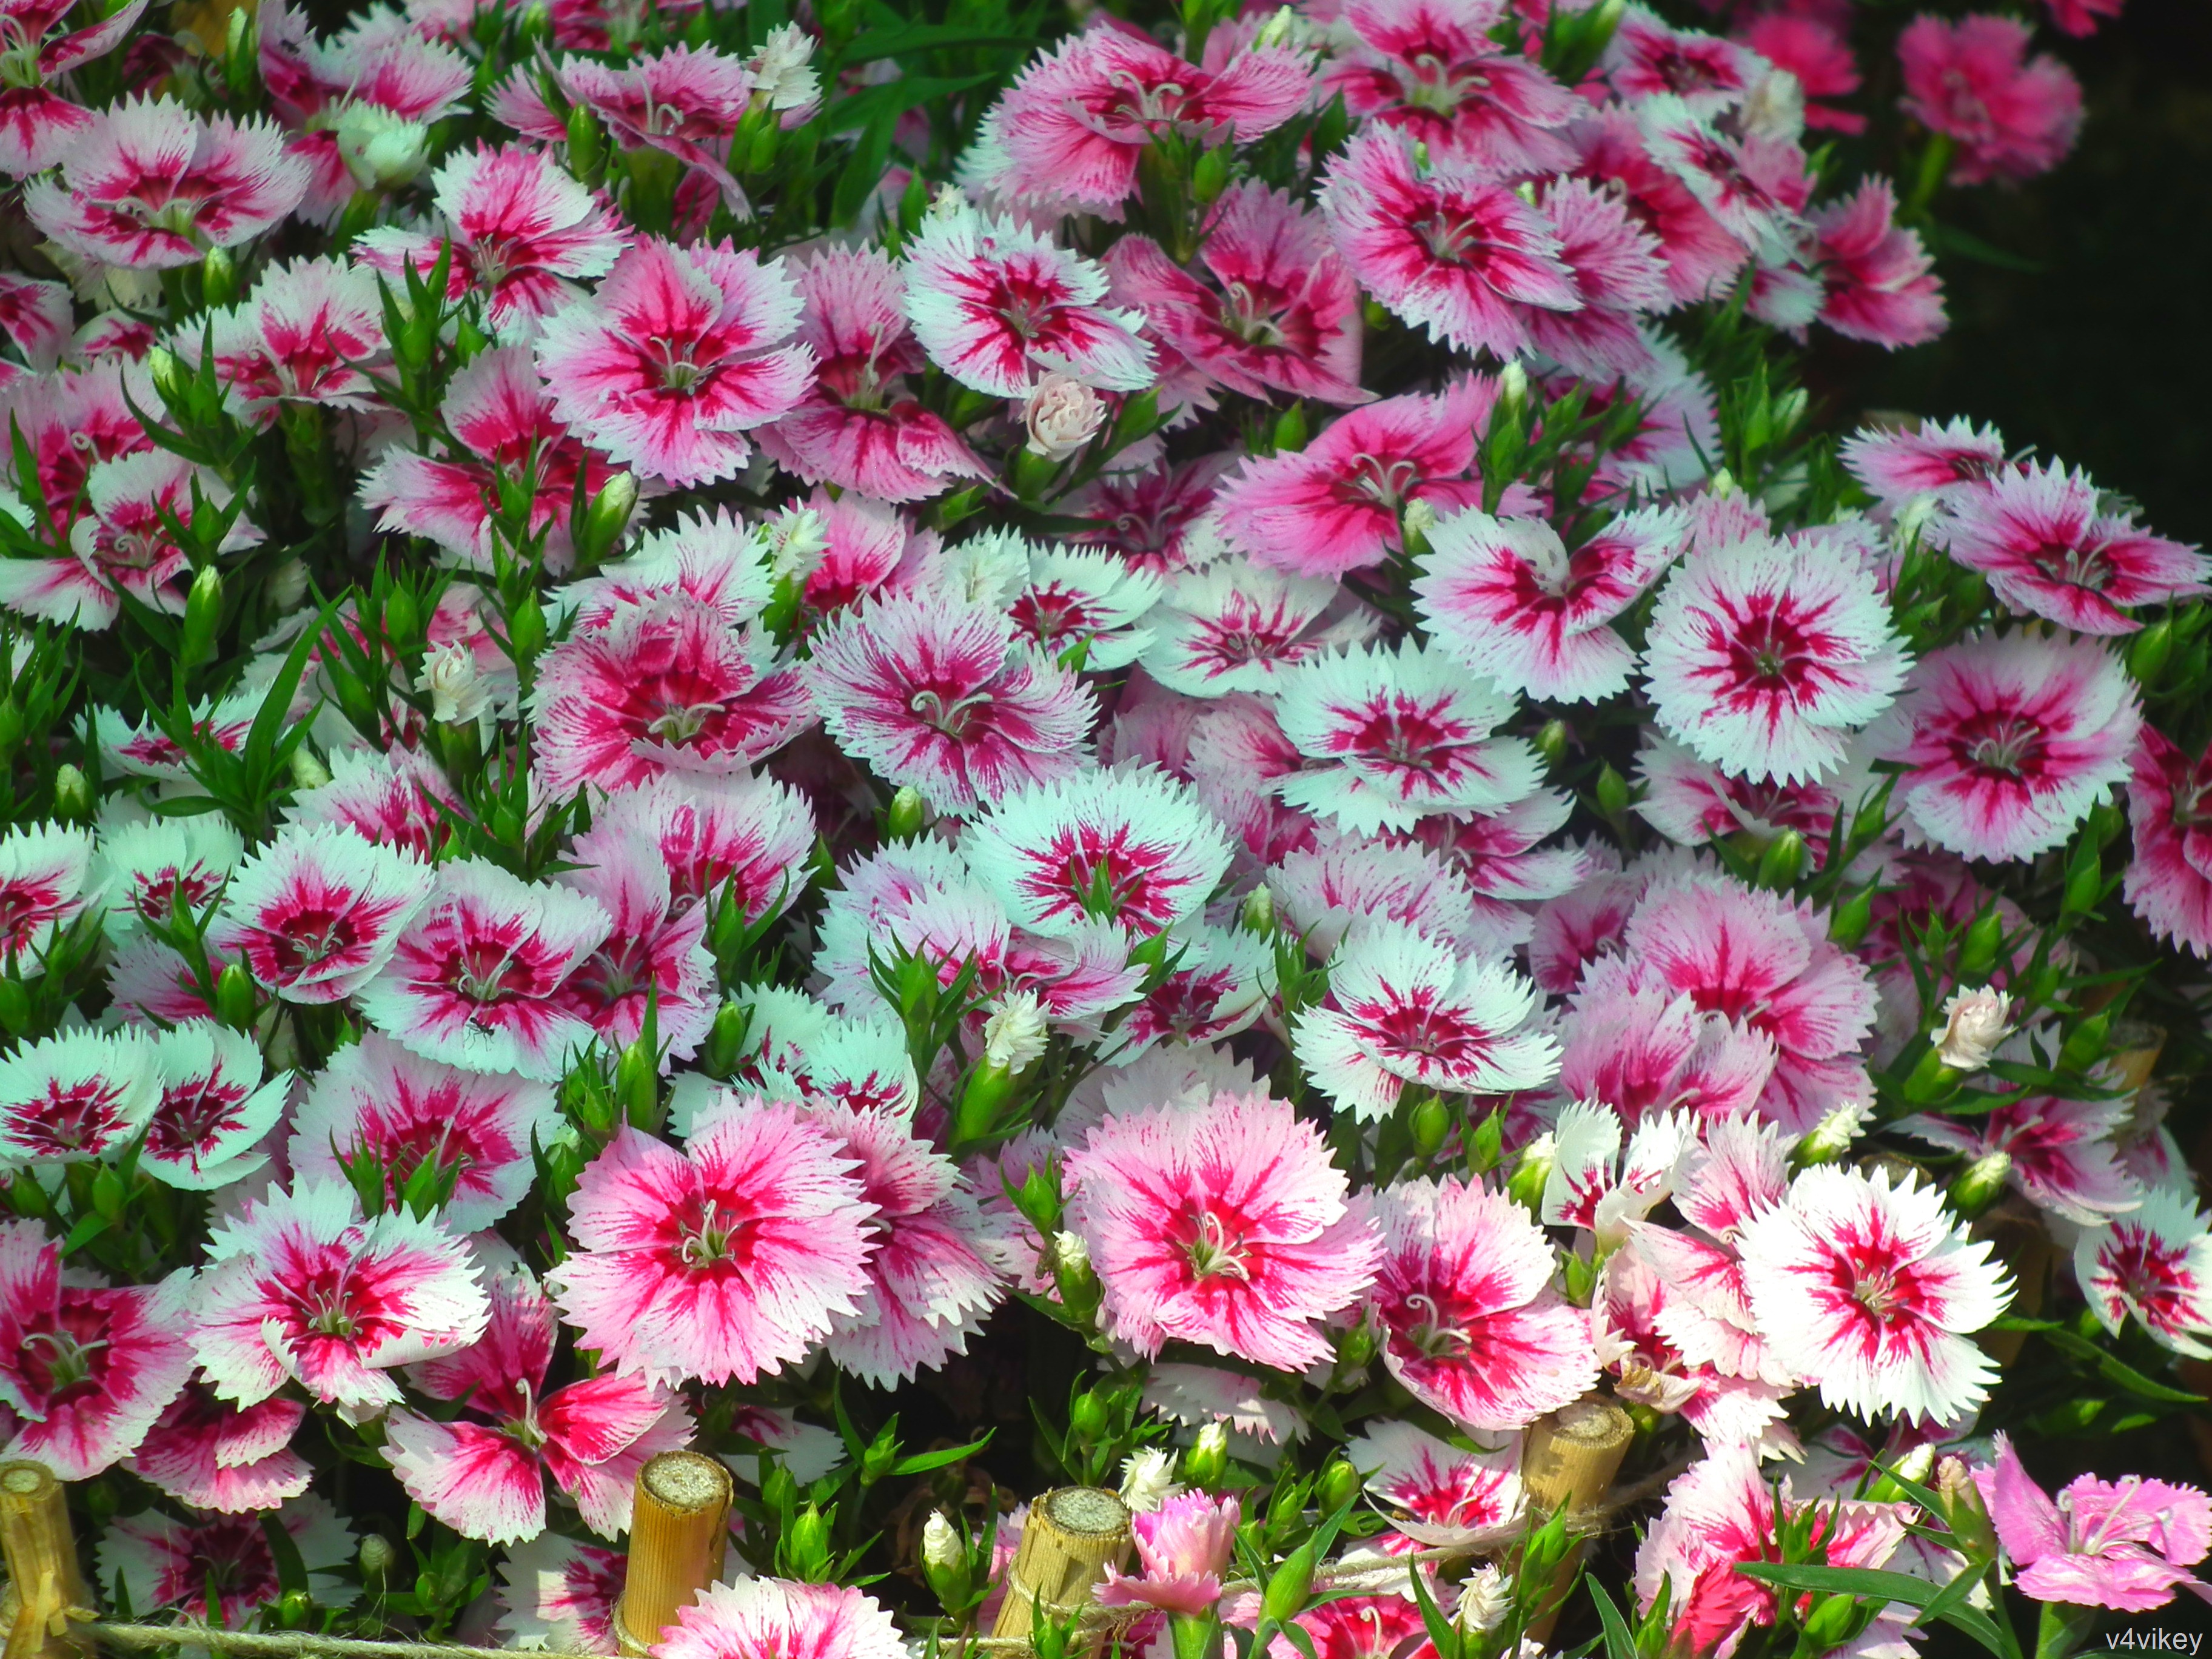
(1811, 0, 2212, 545)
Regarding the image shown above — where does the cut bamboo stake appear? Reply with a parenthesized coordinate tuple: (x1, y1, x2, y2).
(1, 1461, 92, 1659)
(1520, 1398, 1635, 1518)
(614, 1452, 733, 1658)
(1519, 1398, 1635, 1644)
(989, 1487, 1131, 1643)
(1974, 1206, 2053, 1366)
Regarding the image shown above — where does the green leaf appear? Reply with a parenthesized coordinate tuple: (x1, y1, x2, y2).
(888, 1430, 994, 1476)
(2039, 1324, 2205, 1404)
(261, 1510, 311, 1598)
(1731, 1564, 2009, 1657)
(1587, 1580, 1637, 1659)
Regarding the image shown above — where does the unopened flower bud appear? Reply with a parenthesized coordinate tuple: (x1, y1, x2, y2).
(572, 471, 638, 566)
(1934, 1455, 1997, 1560)
(269, 557, 310, 614)
(765, 504, 829, 580)
(181, 565, 223, 667)
(984, 990, 1048, 1074)
(290, 747, 331, 792)
(1505, 1132, 1555, 1215)
(359, 1534, 395, 1581)
(53, 763, 92, 821)
(1936, 986, 2011, 1073)
(418, 642, 492, 729)
(1399, 496, 1438, 552)
(1791, 1099, 1867, 1168)
(920, 1510, 972, 1610)
(146, 345, 189, 407)
(1315, 1455, 1361, 1516)
(1184, 1421, 1229, 1489)
(1239, 884, 1275, 935)
(1023, 374, 1108, 461)
(1949, 1148, 2013, 1218)
(1260, 1541, 1316, 1625)
(1454, 1566, 1510, 1635)
(748, 23, 821, 112)
(1494, 360, 1529, 420)
(1119, 1447, 1180, 1513)
(335, 104, 432, 189)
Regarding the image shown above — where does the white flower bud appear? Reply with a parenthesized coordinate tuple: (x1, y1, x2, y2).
(983, 989, 1048, 1074)
(765, 504, 829, 581)
(921, 1510, 962, 1572)
(418, 642, 492, 728)
(1455, 1566, 1511, 1635)
(1936, 987, 2011, 1073)
(333, 103, 432, 190)
(1022, 373, 1108, 461)
(1400, 497, 1438, 543)
(749, 24, 821, 112)
(1050, 1228, 1091, 1281)
(928, 183, 968, 220)
(1118, 1447, 1181, 1513)
(1792, 1098, 1869, 1167)
(267, 557, 309, 614)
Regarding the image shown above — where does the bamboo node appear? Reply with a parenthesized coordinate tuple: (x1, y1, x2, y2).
(988, 1487, 1131, 1644)
(1, 1460, 92, 1659)
(1520, 1398, 1635, 1518)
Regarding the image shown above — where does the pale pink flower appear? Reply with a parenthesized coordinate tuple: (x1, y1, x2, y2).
(257, 0, 470, 219)
(357, 859, 611, 1082)
(1605, 7, 1765, 112)
(0, 275, 71, 372)
(536, 238, 814, 488)
(757, 246, 987, 502)
(286, 1034, 560, 1232)
(1898, 13, 2082, 184)
(1065, 1090, 1380, 1372)
(0, 1218, 193, 1478)
(1269, 1595, 1441, 1659)
(1544, 1102, 1697, 1245)
(1297, 923, 1557, 1120)
(531, 595, 813, 799)
(1213, 378, 1494, 577)
(354, 143, 628, 332)
(1555, 973, 1774, 1128)
(357, 344, 621, 572)
(656, 1578, 905, 1659)
(1329, 0, 1578, 171)
(1635, 1445, 1912, 1658)
(492, 45, 759, 212)
(496, 1533, 626, 1654)
(808, 592, 1096, 815)
(192, 256, 387, 426)
(0, 1028, 156, 1164)
(2075, 1187, 2212, 1358)
(194, 1178, 488, 1411)
(388, 1254, 689, 1543)
(1105, 183, 1367, 407)
(0, 0, 146, 174)
(1269, 833, 1483, 960)
(555, 835, 719, 1062)
(0, 820, 97, 964)
(2126, 726, 2212, 958)
(0, 358, 155, 544)
(1415, 504, 1685, 703)
(287, 746, 458, 864)
(961, 768, 1232, 939)
(1903, 1093, 2140, 1225)
(96, 819, 237, 947)
(1522, 176, 1674, 380)
(1367, 1176, 1598, 1430)
(130, 1385, 311, 1513)
(972, 24, 1310, 210)
(900, 201, 1153, 397)
(575, 772, 817, 925)
(1608, 871, 1876, 1133)
(1883, 632, 2140, 863)
(1979, 1434, 2212, 1611)
(1735, 12, 1863, 132)
(210, 822, 434, 1006)
(1320, 127, 1581, 358)
(800, 1104, 1007, 1387)
(1570, 105, 1751, 308)
(1809, 179, 1945, 349)
(1840, 415, 2009, 509)
(1937, 461, 2208, 635)
(1097, 1491, 1241, 1615)
(1635, 95, 1808, 266)
(1634, 732, 1871, 854)
(548, 1107, 878, 1386)
(1142, 560, 1372, 699)
(24, 97, 308, 269)
(1349, 1419, 1523, 1547)
(1274, 641, 1543, 833)
(140, 1021, 290, 1192)
(1068, 454, 1232, 575)
(1738, 1164, 2008, 1424)
(1644, 533, 1909, 785)
(98, 1495, 355, 1624)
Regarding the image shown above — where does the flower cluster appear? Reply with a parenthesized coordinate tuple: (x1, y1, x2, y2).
(0, 0, 2197, 1655)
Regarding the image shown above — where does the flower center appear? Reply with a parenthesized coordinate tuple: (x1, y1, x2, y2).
(1182, 1209, 1251, 1282)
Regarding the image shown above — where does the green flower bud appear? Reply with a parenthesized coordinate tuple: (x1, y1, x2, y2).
(572, 471, 638, 567)
(1948, 1148, 2012, 1218)
(1316, 1456, 1361, 1516)
(1259, 1541, 1316, 1626)
(885, 785, 927, 842)
(215, 963, 256, 1030)
(53, 763, 92, 822)
(1408, 1092, 1451, 1158)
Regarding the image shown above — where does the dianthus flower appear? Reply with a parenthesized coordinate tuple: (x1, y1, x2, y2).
(1898, 14, 2082, 185)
